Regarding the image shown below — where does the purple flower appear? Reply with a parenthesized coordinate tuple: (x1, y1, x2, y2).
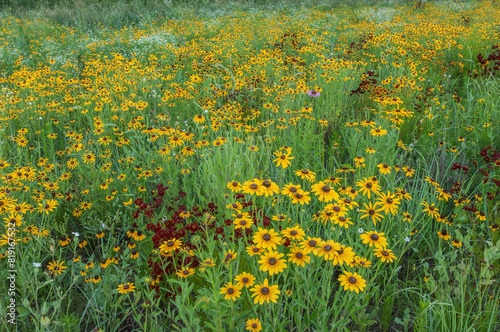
(307, 90, 320, 97)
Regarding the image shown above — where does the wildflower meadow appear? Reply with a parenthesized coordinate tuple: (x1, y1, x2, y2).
(0, 0, 499, 330)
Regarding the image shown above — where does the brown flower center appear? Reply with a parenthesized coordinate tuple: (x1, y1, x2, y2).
(322, 185, 330, 193)
(268, 258, 277, 265)
(261, 287, 270, 295)
(123, 284, 129, 289)
(167, 241, 174, 246)
(250, 184, 258, 189)
(308, 240, 316, 247)
(324, 245, 332, 251)
(382, 250, 389, 256)
(262, 180, 271, 188)
(290, 230, 297, 236)
(370, 234, 379, 241)
(263, 233, 271, 241)
(227, 288, 234, 294)
(348, 277, 357, 284)
(183, 270, 189, 275)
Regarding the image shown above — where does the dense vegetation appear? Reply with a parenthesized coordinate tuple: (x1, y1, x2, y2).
(0, 0, 499, 331)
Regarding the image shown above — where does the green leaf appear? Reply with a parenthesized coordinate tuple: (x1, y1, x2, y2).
(17, 306, 31, 317)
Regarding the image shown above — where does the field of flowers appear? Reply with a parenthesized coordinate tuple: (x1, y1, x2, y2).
(1, 0, 499, 331)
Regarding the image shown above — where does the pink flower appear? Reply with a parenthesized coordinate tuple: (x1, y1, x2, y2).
(307, 90, 320, 97)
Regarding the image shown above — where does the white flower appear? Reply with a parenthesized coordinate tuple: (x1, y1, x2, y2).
(358, 228, 364, 234)
(404, 237, 410, 242)
(72, 232, 80, 237)
(33, 263, 41, 268)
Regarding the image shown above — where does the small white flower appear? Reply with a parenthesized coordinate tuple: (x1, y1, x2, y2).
(358, 228, 364, 234)
(404, 237, 410, 242)
(72, 232, 80, 237)
(33, 263, 41, 268)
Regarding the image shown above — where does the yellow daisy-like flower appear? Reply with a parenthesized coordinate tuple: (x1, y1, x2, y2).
(47, 260, 67, 277)
(258, 250, 287, 275)
(253, 228, 281, 250)
(338, 271, 367, 293)
(159, 238, 183, 254)
(360, 231, 388, 248)
(374, 248, 397, 263)
(227, 181, 242, 192)
(250, 278, 280, 304)
(176, 267, 195, 278)
(273, 149, 294, 169)
(311, 181, 339, 202)
(281, 225, 305, 241)
(235, 272, 256, 288)
(246, 318, 262, 331)
(117, 282, 135, 294)
(219, 282, 242, 301)
(287, 246, 310, 267)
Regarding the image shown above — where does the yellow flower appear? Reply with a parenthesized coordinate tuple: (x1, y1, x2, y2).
(117, 282, 135, 294)
(250, 279, 280, 305)
(219, 282, 242, 301)
(338, 271, 367, 293)
(273, 149, 294, 168)
(47, 260, 67, 277)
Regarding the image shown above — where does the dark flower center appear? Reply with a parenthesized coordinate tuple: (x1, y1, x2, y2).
(183, 270, 189, 275)
(291, 230, 297, 236)
(261, 287, 270, 295)
(242, 278, 249, 283)
(370, 234, 379, 241)
(368, 209, 375, 215)
(366, 183, 372, 189)
(295, 252, 303, 258)
(289, 187, 297, 193)
(232, 182, 238, 186)
(348, 277, 357, 284)
(262, 180, 271, 188)
(295, 193, 303, 199)
(253, 248, 260, 252)
(382, 251, 389, 256)
(441, 230, 448, 236)
(386, 198, 393, 204)
(333, 206, 340, 212)
(324, 245, 332, 251)
(227, 288, 234, 294)
(123, 284, 129, 289)
(339, 217, 346, 222)
(167, 241, 174, 246)
(250, 184, 258, 189)
(280, 155, 286, 159)
(309, 240, 316, 247)
(232, 203, 238, 208)
(237, 214, 243, 218)
(322, 185, 330, 193)
(263, 234, 271, 241)
(268, 258, 277, 265)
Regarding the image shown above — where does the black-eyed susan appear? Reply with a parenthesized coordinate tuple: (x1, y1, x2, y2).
(235, 272, 256, 288)
(260, 179, 280, 197)
(220, 282, 242, 301)
(59, 236, 71, 246)
(295, 169, 316, 182)
(96, 231, 105, 239)
(223, 250, 238, 264)
(290, 189, 311, 205)
(258, 250, 287, 275)
(490, 223, 499, 232)
(281, 225, 305, 241)
(374, 248, 397, 262)
(451, 239, 462, 248)
(250, 279, 280, 305)
(437, 229, 451, 240)
(159, 238, 183, 254)
(359, 202, 385, 225)
(311, 181, 339, 202)
(338, 271, 367, 293)
(421, 201, 440, 219)
(253, 228, 281, 250)
(299, 236, 322, 255)
(117, 282, 135, 294)
(176, 267, 195, 278)
(281, 183, 302, 197)
(242, 179, 263, 196)
(332, 245, 355, 266)
(356, 178, 381, 199)
(226, 202, 243, 211)
(246, 318, 262, 332)
(377, 192, 400, 215)
(355, 256, 372, 268)
(227, 181, 242, 192)
(316, 240, 340, 261)
(133, 230, 145, 241)
(377, 163, 392, 175)
(246, 245, 263, 256)
(273, 149, 294, 169)
(47, 260, 67, 277)
(360, 231, 388, 248)
(130, 250, 139, 259)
